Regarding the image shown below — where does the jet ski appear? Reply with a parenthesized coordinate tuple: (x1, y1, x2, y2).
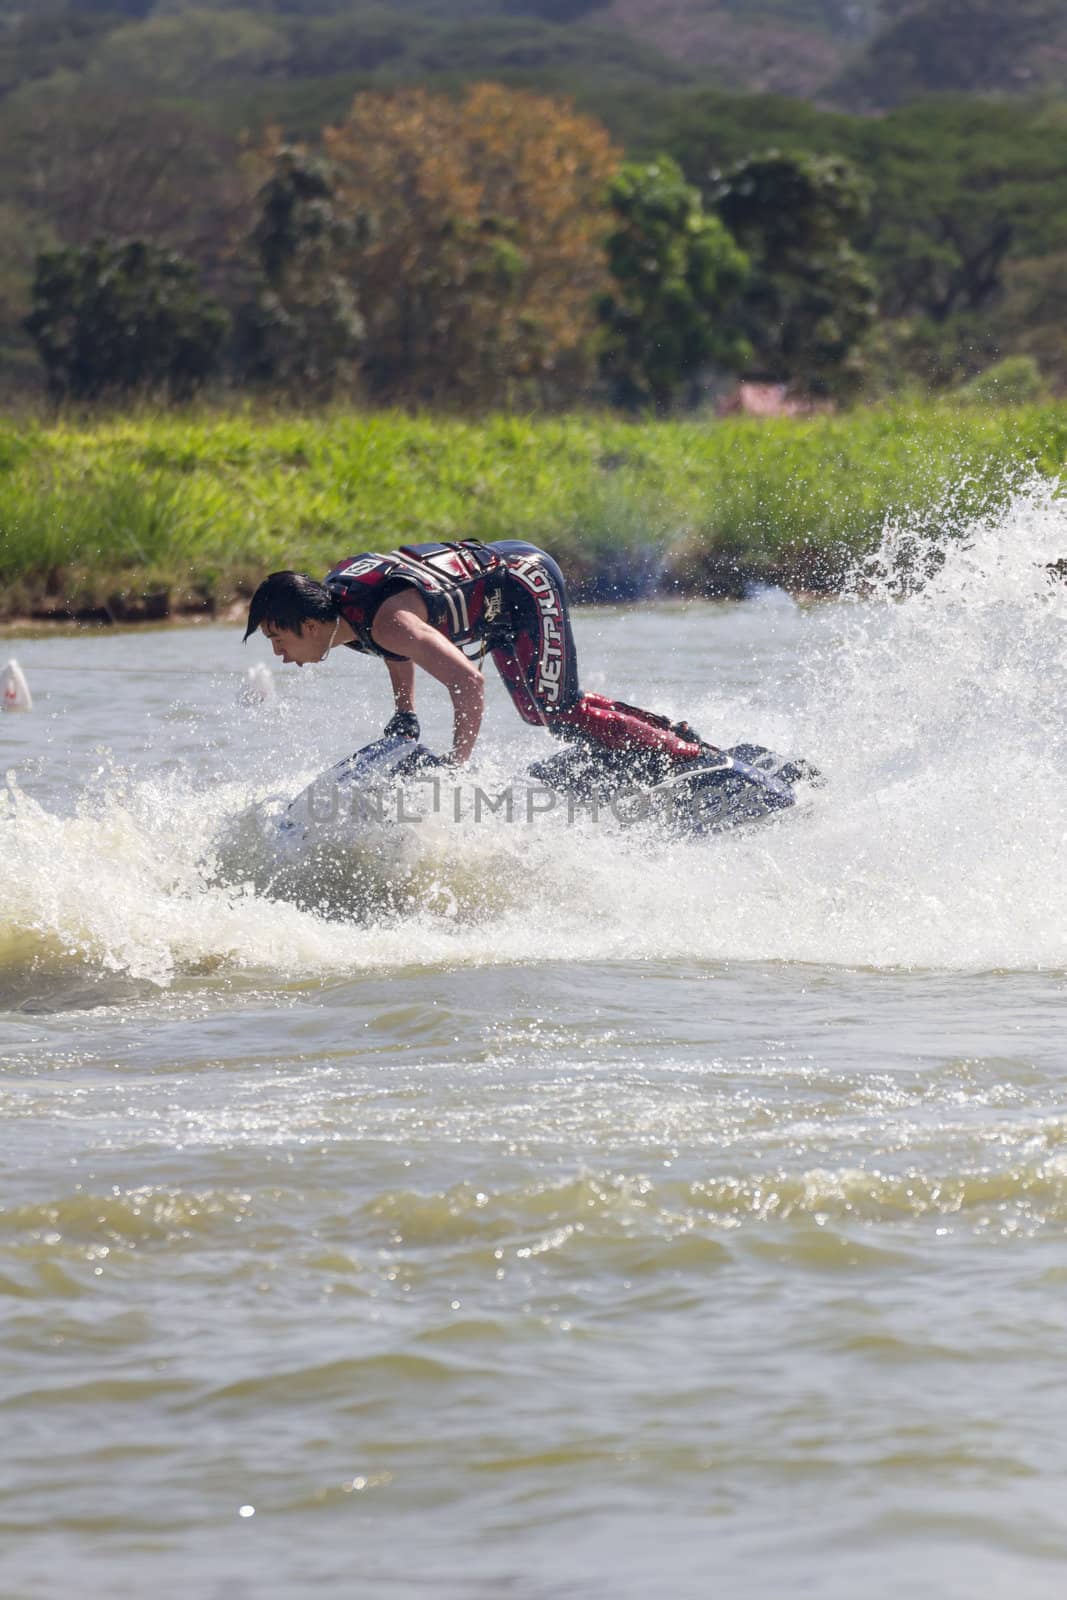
(275, 732, 818, 849)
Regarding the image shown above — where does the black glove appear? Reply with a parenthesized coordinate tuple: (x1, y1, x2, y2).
(393, 745, 454, 779)
(384, 710, 420, 741)
(410, 747, 454, 771)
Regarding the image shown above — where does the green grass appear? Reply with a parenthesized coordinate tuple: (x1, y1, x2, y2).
(1, 402, 1066, 619)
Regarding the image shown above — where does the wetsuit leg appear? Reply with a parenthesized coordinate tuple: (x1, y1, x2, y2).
(485, 541, 580, 725)
(485, 541, 705, 767)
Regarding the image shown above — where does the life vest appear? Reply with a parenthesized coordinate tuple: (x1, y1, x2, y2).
(324, 541, 507, 660)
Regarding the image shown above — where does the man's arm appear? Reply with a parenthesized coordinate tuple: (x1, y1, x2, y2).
(371, 594, 485, 764)
(386, 657, 416, 714)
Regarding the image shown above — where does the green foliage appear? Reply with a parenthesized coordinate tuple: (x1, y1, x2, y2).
(395, 14, 691, 91)
(853, 101, 1063, 329)
(640, 89, 1067, 389)
(598, 156, 750, 411)
(956, 355, 1049, 407)
(280, 10, 409, 75)
(0, 86, 252, 397)
(626, 86, 861, 171)
(0, 6, 121, 95)
(1, 87, 253, 269)
(12, 0, 1067, 135)
(239, 146, 365, 400)
(25, 239, 229, 402)
(2, 402, 1066, 617)
(838, 0, 1067, 107)
(88, 7, 292, 92)
(0, 0, 696, 135)
(716, 147, 870, 254)
(714, 150, 877, 394)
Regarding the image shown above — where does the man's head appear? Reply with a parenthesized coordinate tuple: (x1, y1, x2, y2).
(243, 571, 341, 666)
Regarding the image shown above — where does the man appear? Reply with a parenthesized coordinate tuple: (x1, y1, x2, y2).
(244, 538, 712, 772)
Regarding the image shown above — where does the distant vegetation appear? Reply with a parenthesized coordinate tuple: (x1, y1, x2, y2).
(0, 0, 1066, 404)
(834, 0, 1067, 107)
(10, 84, 884, 413)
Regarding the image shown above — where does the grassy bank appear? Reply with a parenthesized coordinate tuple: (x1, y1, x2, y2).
(1, 404, 1066, 621)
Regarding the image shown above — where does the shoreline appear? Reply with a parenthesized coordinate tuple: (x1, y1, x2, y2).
(0, 564, 834, 636)
(0, 597, 249, 634)
(2, 404, 1063, 631)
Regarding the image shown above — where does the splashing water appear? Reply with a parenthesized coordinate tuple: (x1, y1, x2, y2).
(2, 478, 1065, 991)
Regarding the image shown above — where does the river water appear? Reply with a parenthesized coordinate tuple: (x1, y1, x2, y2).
(2, 484, 1066, 1599)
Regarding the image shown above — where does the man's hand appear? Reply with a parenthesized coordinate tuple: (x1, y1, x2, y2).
(371, 596, 485, 764)
(384, 710, 420, 741)
(408, 747, 454, 771)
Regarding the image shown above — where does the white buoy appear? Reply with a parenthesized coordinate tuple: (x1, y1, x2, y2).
(238, 664, 275, 705)
(1, 659, 32, 712)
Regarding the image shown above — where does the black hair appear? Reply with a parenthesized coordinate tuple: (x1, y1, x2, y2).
(243, 571, 339, 640)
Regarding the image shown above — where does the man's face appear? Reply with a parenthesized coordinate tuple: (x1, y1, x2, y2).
(261, 620, 331, 667)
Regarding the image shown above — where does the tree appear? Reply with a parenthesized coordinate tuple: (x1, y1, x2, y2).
(25, 238, 229, 402)
(88, 8, 292, 95)
(598, 156, 750, 411)
(838, 0, 1067, 108)
(714, 150, 877, 395)
(651, 90, 1067, 388)
(239, 145, 365, 400)
(855, 103, 1045, 324)
(0, 5, 123, 96)
(323, 84, 620, 407)
(0, 87, 255, 399)
(5, 89, 254, 301)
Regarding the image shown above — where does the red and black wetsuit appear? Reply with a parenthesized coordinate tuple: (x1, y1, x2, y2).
(325, 539, 704, 767)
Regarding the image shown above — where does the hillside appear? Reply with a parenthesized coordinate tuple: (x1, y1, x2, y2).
(833, 0, 1067, 108)
(0, 1, 876, 113)
(3, 1, 1066, 112)
(600, 0, 884, 99)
